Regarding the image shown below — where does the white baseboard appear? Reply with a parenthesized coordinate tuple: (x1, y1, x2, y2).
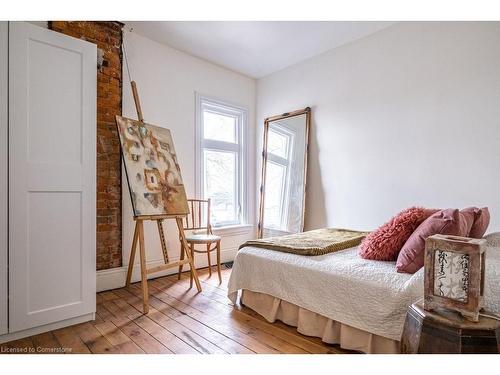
(0, 313, 95, 345)
(96, 246, 237, 292)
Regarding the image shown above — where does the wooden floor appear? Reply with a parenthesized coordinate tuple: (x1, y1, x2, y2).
(0, 266, 352, 354)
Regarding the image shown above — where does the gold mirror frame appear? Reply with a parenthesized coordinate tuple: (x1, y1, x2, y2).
(257, 107, 311, 238)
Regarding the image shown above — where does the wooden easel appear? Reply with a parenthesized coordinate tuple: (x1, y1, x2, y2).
(125, 81, 202, 314)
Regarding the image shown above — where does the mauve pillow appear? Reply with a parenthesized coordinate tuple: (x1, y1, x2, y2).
(459, 207, 476, 236)
(469, 207, 490, 238)
(358, 207, 438, 261)
(396, 209, 468, 274)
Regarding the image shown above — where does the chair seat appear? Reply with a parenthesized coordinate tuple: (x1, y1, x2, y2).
(185, 233, 221, 244)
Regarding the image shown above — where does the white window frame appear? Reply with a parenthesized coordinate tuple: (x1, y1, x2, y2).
(195, 93, 249, 231)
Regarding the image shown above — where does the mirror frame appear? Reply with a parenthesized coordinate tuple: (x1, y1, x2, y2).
(258, 107, 311, 238)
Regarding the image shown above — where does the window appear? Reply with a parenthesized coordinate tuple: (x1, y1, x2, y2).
(196, 94, 247, 227)
(264, 124, 295, 231)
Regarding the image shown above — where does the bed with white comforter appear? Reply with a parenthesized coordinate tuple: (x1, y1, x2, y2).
(227, 233, 500, 342)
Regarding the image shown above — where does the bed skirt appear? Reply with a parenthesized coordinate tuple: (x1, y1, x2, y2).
(241, 290, 400, 354)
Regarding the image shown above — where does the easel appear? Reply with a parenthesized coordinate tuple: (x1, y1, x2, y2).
(125, 81, 202, 314)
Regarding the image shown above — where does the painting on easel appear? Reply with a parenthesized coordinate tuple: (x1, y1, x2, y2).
(116, 115, 189, 217)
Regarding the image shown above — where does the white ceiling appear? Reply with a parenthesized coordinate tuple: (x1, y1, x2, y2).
(125, 21, 395, 78)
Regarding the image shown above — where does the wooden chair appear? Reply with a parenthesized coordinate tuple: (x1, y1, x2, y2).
(178, 198, 222, 285)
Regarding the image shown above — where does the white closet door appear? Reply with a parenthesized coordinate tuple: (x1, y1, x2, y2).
(9, 22, 96, 332)
(0, 21, 7, 336)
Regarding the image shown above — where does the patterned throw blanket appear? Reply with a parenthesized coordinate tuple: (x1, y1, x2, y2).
(239, 228, 370, 256)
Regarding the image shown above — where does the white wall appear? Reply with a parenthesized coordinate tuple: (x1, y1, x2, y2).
(98, 31, 256, 290)
(257, 22, 500, 232)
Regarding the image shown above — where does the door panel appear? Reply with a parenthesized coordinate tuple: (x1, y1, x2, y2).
(0, 21, 7, 336)
(9, 22, 96, 332)
(27, 192, 83, 313)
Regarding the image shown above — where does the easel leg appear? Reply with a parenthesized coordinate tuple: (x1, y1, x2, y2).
(126, 220, 140, 287)
(137, 220, 149, 314)
(176, 218, 202, 293)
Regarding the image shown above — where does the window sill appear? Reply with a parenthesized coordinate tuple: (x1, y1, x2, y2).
(212, 224, 254, 237)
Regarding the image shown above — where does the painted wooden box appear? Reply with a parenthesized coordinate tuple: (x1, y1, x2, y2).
(424, 234, 486, 322)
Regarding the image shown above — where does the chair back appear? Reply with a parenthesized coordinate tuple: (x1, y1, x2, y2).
(183, 198, 211, 234)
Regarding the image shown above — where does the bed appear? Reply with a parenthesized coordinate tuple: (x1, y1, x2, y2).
(227, 233, 500, 354)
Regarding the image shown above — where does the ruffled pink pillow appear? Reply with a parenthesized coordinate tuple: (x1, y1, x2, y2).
(359, 207, 438, 261)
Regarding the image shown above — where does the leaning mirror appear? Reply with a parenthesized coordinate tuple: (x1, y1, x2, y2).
(258, 107, 311, 238)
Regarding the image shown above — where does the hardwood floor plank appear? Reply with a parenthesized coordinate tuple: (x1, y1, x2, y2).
(113, 288, 227, 354)
(159, 273, 344, 354)
(108, 293, 199, 354)
(121, 285, 254, 354)
(31, 332, 64, 354)
(1, 268, 352, 355)
(170, 268, 229, 297)
(147, 308, 226, 354)
(100, 300, 173, 354)
(131, 281, 292, 353)
(100, 290, 121, 302)
(147, 296, 254, 354)
(51, 326, 92, 354)
(94, 320, 145, 354)
(92, 310, 106, 324)
(147, 277, 311, 353)
(96, 293, 105, 304)
(72, 322, 118, 354)
(122, 284, 276, 354)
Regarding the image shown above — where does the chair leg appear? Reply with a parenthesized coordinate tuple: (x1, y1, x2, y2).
(189, 244, 195, 289)
(178, 241, 185, 280)
(175, 218, 202, 293)
(216, 241, 222, 284)
(207, 243, 212, 277)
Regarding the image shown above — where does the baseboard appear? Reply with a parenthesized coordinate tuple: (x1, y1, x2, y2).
(96, 246, 238, 292)
(0, 313, 95, 345)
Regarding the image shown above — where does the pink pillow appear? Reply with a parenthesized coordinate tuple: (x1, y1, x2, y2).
(358, 207, 438, 261)
(468, 207, 490, 238)
(396, 209, 468, 274)
(459, 207, 476, 236)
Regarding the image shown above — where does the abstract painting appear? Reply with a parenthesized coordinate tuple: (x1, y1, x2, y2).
(116, 115, 189, 217)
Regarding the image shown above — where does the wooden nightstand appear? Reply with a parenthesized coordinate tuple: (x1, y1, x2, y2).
(400, 301, 500, 354)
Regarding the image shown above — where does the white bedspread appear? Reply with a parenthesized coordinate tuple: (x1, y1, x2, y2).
(228, 233, 500, 341)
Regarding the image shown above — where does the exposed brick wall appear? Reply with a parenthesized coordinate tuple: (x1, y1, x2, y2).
(49, 21, 123, 270)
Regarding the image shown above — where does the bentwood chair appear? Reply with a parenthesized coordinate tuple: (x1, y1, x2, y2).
(178, 198, 222, 285)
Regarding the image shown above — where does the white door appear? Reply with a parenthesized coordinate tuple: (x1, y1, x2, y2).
(0, 21, 7, 336)
(9, 22, 96, 332)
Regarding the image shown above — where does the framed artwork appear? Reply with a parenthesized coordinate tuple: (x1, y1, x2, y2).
(116, 115, 189, 217)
